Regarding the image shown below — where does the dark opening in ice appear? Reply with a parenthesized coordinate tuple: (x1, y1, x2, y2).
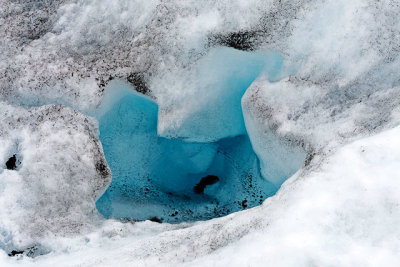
(5, 155, 17, 170)
(5, 154, 21, 170)
(194, 175, 220, 194)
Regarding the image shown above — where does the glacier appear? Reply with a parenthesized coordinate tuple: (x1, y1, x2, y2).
(94, 49, 297, 223)
(0, 0, 399, 266)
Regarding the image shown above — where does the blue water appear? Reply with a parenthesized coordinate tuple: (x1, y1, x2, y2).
(95, 48, 286, 223)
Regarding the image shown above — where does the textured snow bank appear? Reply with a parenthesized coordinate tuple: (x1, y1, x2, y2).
(0, 103, 111, 254)
(1, 0, 398, 138)
(2, 125, 399, 267)
(191, 125, 400, 267)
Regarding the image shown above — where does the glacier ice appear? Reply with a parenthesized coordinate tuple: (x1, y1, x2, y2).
(94, 80, 278, 223)
(92, 48, 295, 223)
(154, 47, 283, 142)
(242, 87, 307, 186)
(0, 0, 399, 265)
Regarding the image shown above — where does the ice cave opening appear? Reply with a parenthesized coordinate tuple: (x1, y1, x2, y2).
(95, 48, 306, 223)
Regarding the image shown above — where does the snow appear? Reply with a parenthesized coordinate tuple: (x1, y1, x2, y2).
(0, 103, 111, 254)
(0, 0, 399, 265)
(1, 125, 399, 267)
(190, 125, 400, 267)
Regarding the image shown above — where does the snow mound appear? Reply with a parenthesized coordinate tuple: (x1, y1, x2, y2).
(0, 103, 110, 255)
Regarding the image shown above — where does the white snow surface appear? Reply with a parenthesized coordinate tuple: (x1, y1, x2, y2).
(0, 103, 111, 252)
(1, 125, 399, 266)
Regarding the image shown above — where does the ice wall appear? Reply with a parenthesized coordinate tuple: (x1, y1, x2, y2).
(242, 85, 307, 186)
(155, 47, 282, 142)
